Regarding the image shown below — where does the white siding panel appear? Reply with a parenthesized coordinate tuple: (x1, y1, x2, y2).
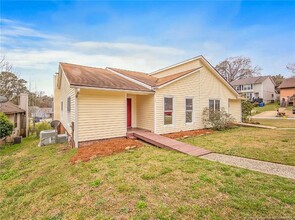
(136, 94, 154, 131)
(78, 89, 126, 142)
(152, 60, 202, 78)
(229, 99, 242, 122)
(59, 69, 76, 134)
(155, 64, 239, 134)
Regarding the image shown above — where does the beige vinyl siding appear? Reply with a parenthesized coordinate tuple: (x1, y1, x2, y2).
(53, 75, 61, 121)
(127, 94, 137, 128)
(58, 68, 76, 134)
(155, 62, 240, 134)
(152, 60, 202, 78)
(78, 89, 126, 142)
(136, 94, 154, 131)
(229, 99, 242, 122)
(155, 71, 200, 134)
(7, 113, 21, 136)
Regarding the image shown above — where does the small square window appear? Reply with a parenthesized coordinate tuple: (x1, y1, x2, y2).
(185, 98, 193, 123)
(67, 97, 71, 112)
(164, 97, 173, 125)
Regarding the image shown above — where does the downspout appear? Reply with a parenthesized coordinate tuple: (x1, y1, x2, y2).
(74, 88, 80, 148)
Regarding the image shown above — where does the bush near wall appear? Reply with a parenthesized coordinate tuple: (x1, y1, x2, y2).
(202, 107, 235, 131)
(0, 112, 13, 139)
(35, 121, 52, 138)
(242, 101, 254, 122)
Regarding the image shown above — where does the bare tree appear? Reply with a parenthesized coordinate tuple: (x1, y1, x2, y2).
(272, 74, 284, 93)
(215, 56, 262, 82)
(286, 63, 295, 75)
(0, 55, 12, 72)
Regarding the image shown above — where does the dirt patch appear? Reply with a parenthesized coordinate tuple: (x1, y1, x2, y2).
(70, 138, 143, 164)
(163, 129, 213, 139)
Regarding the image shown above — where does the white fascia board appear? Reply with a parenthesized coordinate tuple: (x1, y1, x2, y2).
(199, 56, 240, 97)
(106, 67, 152, 90)
(70, 85, 155, 95)
(150, 55, 202, 75)
(59, 63, 71, 88)
(154, 69, 201, 89)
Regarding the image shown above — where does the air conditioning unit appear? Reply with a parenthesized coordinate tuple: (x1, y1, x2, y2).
(57, 134, 67, 143)
(39, 130, 57, 146)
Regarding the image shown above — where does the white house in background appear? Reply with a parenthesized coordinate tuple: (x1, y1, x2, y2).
(231, 76, 277, 103)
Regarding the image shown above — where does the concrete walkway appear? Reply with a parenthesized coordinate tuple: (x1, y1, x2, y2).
(201, 153, 295, 180)
(235, 122, 276, 129)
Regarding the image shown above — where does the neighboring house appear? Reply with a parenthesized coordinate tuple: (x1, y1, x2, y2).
(278, 77, 295, 106)
(30, 106, 53, 119)
(54, 55, 242, 147)
(231, 76, 277, 103)
(0, 101, 27, 137)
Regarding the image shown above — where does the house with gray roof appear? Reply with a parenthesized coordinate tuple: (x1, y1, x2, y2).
(231, 76, 277, 103)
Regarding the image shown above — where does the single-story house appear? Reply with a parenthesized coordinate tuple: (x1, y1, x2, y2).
(0, 101, 27, 137)
(54, 55, 242, 147)
(231, 76, 277, 103)
(278, 77, 295, 106)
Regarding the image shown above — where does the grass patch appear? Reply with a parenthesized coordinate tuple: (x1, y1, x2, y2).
(254, 119, 295, 128)
(0, 136, 294, 219)
(252, 102, 281, 115)
(90, 179, 102, 187)
(184, 127, 295, 165)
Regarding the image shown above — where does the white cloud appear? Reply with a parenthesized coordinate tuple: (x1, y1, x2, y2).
(0, 19, 188, 95)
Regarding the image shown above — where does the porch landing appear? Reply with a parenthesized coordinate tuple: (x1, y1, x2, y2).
(128, 129, 211, 157)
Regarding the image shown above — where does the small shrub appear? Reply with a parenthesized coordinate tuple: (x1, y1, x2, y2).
(242, 100, 254, 122)
(202, 107, 235, 131)
(0, 112, 13, 139)
(253, 102, 259, 107)
(141, 173, 157, 180)
(90, 179, 102, 187)
(35, 121, 52, 137)
(136, 200, 147, 209)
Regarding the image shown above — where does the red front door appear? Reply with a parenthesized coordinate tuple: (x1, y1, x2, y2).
(127, 98, 132, 128)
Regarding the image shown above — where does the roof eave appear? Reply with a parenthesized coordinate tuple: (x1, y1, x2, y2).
(70, 84, 155, 94)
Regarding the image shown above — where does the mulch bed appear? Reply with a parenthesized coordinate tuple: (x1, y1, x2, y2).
(70, 138, 143, 164)
(163, 129, 213, 139)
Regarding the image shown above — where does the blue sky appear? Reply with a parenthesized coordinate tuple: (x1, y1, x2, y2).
(1, 0, 295, 95)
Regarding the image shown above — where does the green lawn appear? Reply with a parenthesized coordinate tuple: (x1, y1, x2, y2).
(254, 119, 295, 128)
(1, 136, 295, 219)
(184, 127, 295, 165)
(252, 102, 292, 115)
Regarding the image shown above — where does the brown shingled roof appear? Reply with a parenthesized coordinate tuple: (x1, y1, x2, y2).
(0, 101, 25, 114)
(107, 67, 157, 86)
(278, 77, 295, 89)
(60, 63, 153, 92)
(108, 67, 202, 87)
(231, 76, 270, 86)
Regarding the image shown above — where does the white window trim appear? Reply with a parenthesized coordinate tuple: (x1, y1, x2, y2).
(163, 95, 174, 127)
(185, 96, 194, 125)
(209, 98, 221, 112)
(61, 101, 63, 120)
(67, 96, 71, 126)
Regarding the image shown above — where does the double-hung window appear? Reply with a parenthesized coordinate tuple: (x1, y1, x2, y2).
(185, 98, 193, 123)
(67, 97, 71, 125)
(209, 99, 220, 118)
(164, 97, 173, 125)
